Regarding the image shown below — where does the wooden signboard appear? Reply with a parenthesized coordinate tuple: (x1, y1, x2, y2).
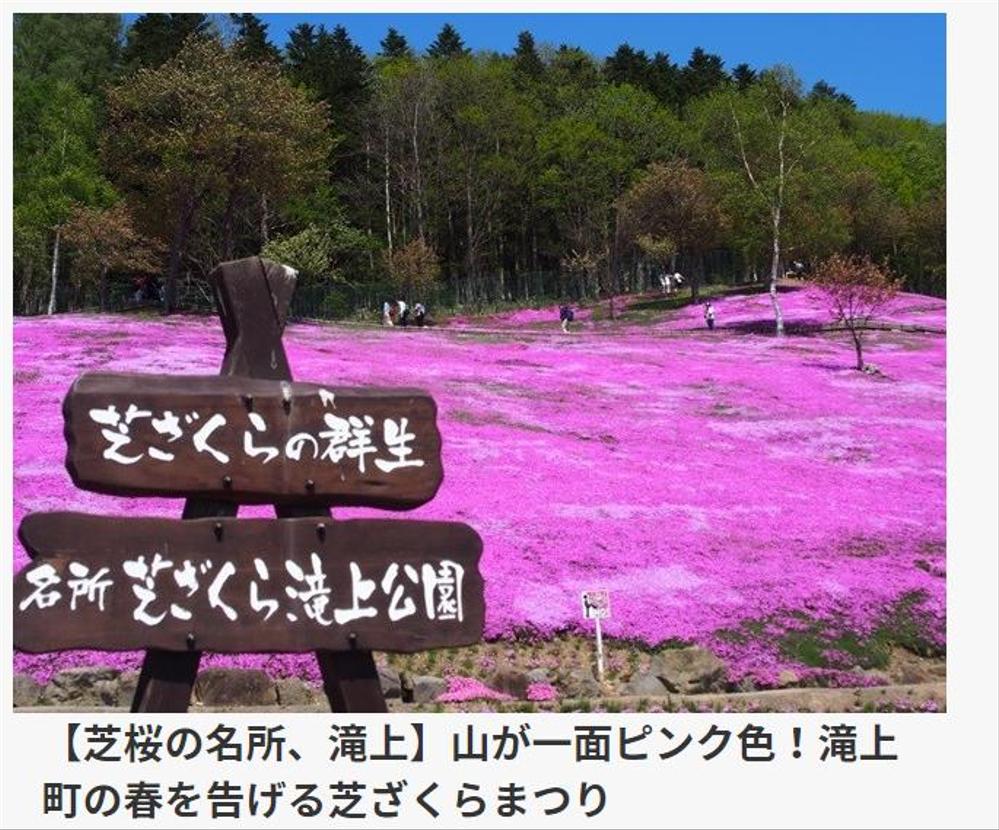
(65, 374, 443, 508)
(13, 256, 485, 714)
(16, 513, 483, 653)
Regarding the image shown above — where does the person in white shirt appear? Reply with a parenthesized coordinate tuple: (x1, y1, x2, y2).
(704, 301, 716, 330)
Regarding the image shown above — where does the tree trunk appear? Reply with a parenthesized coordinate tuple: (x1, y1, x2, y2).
(221, 188, 237, 262)
(769, 207, 785, 336)
(47, 226, 62, 316)
(364, 138, 374, 271)
(47, 126, 70, 316)
(19, 252, 34, 315)
(498, 232, 506, 301)
(851, 329, 865, 370)
(383, 134, 393, 255)
(412, 102, 424, 239)
(99, 264, 109, 312)
(770, 102, 788, 337)
(465, 169, 475, 297)
(259, 192, 270, 247)
(165, 193, 196, 316)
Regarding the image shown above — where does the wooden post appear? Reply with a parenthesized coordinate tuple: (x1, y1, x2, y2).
(132, 257, 388, 713)
(130, 500, 233, 712)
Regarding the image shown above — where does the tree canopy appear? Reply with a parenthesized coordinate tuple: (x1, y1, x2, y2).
(13, 14, 946, 317)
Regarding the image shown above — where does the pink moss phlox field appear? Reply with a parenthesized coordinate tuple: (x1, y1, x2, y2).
(13, 285, 945, 687)
(437, 676, 514, 703)
(645, 286, 945, 332)
(445, 286, 944, 335)
(447, 305, 593, 329)
(526, 682, 560, 702)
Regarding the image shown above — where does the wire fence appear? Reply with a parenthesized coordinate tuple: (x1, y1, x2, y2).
(25, 247, 944, 320)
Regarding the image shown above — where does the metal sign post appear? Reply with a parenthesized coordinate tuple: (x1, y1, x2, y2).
(581, 588, 611, 684)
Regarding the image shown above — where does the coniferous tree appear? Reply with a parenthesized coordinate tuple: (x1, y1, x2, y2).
(732, 62, 757, 91)
(512, 31, 544, 79)
(120, 13, 211, 72)
(285, 23, 318, 86)
(646, 52, 682, 110)
(379, 27, 412, 60)
(604, 44, 650, 89)
(426, 23, 469, 59)
(810, 79, 856, 108)
(230, 13, 281, 64)
(680, 46, 729, 106)
(324, 25, 371, 110)
(13, 13, 121, 96)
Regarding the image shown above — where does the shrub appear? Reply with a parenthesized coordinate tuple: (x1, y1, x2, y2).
(385, 237, 440, 300)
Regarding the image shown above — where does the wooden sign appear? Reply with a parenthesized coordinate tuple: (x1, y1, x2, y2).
(65, 374, 443, 508)
(14, 256, 484, 714)
(15, 512, 483, 654)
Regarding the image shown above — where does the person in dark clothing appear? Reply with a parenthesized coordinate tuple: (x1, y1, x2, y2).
(413, 303, 426, 327)
(559, 303, 575, 333)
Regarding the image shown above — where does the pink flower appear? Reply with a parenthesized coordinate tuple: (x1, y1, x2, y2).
(436, 676, 513, 703)
(526, 682, 559, 702)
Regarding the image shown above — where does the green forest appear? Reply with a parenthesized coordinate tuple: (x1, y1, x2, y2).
(13, 13, 946, 318)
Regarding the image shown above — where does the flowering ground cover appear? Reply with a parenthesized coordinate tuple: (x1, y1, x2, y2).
(637, 283, 946, 333)
(13, 285, 945, 690)
(446, 283, 945, 334)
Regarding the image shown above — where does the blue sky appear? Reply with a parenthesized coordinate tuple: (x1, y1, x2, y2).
(130, 13, 947, 122)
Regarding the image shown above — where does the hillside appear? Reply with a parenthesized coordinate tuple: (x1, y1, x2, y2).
(13, 285, 945, 692)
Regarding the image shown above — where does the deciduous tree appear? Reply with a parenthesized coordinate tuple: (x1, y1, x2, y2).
(14, 80, 113, 314)
(386, 237, 441, 299)
(62, 202, 164, 310)
(617, 159, 723, 299)
(104, 35, 331, 313)
(813, 253, 901, 370)
(692, 66, 839, 334)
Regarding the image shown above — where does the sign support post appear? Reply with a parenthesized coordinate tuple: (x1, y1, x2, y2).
(581, 588, 611, 687)
(139, 258, 383, 713)
(132, 257, 294, 713)
(594, 615, 605, 684)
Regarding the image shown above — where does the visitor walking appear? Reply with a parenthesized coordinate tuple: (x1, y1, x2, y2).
(559, 303, 575, 333)
(704, 301, 716, 330)
(382, 300, 394, 326)
(659, 271, 671, 295)
(413, 302, 427, 327)
(397, 299, 409, 327)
